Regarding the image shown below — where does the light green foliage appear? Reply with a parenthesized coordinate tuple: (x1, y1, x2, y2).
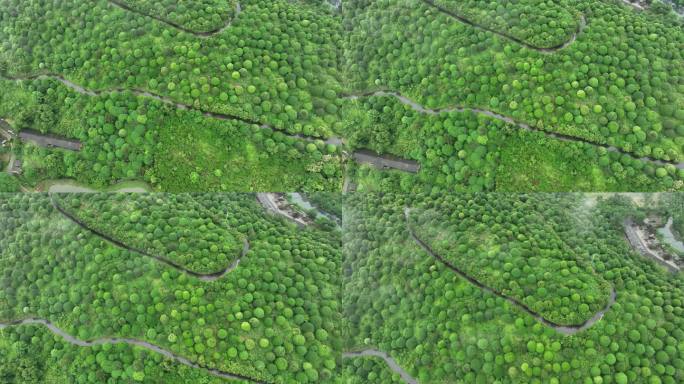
(343, 0, 684, 191)
(408, 193, 612, 325)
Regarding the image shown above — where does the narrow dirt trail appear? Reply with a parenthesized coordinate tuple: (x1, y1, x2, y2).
(50, 194, 248, 281)
(0, 317, 268, 383)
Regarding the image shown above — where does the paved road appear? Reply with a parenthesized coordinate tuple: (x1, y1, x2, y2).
(44, 180, 150, 193)
(51, 194, 248, 281)
(345, 91, 684, 169)
(405, 207, 616, 335)
(108, 0, 242, 37)
(353, 149, 420, 173)
(421, 0, 586, 53)
(19, 129, 82, 151)
(0, 318, 269, 383)
(1, 118, 82, 151)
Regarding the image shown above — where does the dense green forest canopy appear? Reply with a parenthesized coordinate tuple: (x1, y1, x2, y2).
(0, 193, 342, 383)
(408, 194, 612, 325)
(343, 192, 684, 383)
(343, 0, 684, 192)
(303, 192, 342, 218)
(0, 0, 682, 191)
(1, 191, 684, 382)
(53, 193, 246, 274)
(113, 0, 241, 33)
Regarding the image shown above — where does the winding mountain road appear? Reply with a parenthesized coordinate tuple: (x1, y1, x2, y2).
(421, 0, 586, 53)
(0, 317, 268, 383)
(404, 207, 616, 335)
(3, 73, 427, 176)
(1, 73, 340, 146)
(343, 207, 618, 384)
(345, 91, 684, 169)
(108, 0, 242, 38)
(50, 194, 248, 281)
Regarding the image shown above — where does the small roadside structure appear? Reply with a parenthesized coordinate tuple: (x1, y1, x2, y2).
(353, 149, 420, 173)
(18, 129, 82, 151)
(8, 159, 22, 175)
